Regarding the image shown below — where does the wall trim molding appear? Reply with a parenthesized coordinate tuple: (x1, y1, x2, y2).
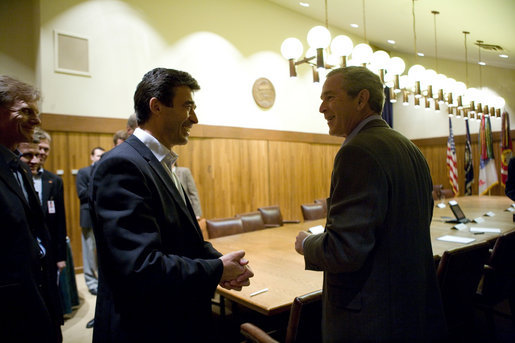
(41, 113, 514, 146)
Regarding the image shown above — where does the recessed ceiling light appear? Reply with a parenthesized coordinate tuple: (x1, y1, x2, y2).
(350, 23, 359, 28)
(387, 39, 396, 44)
(499, 54, 508, 58)
(299, 2, 310, 7)
(417, 52, 425, 57)
(478, 61, 486, 66)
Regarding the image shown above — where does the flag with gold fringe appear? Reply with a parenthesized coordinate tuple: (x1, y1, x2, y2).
(500, 112, 512, 187)
(464, 119, 474, 195)
(447, 118, 459, 195)
(478, 115, 499, 195)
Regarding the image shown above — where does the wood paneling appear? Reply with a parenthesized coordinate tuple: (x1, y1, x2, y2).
(40, 113, 514, 271)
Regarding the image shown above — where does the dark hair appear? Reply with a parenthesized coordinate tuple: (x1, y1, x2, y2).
(133, 68, 200, 125)
(327, 66, 385, 114)
(91, 147, 105, 156)
(0, 75, 40, 110)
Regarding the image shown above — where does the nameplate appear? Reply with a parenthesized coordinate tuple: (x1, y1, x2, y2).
(308, 225, 324, 235)
(484, 211, 495, 217)
(472, 217, 485, 223)
(506, 207, 515, 212)
(452, 223, 468, 231)
(436, 203, 446, 208)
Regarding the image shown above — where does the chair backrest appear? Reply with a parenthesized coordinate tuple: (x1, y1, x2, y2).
(258, 205, 283, 226)
(432, 184, 443, 201)
(285, 289, 323, 343)
(206, 217, 244, 238)
(314, 198, 327, 216)
(236, 211, 266, 232)
(436, 242, 490, 333)
(300, 203, 325, 221)
(481, 230, 515, 300)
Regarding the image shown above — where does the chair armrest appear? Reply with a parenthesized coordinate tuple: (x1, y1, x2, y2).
(282, 219, 301, 224)
(264, 224, 281, 228)
(240, 323, 279, 343)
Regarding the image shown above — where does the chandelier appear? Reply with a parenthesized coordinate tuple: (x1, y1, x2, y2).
(279, 0, 506, 121)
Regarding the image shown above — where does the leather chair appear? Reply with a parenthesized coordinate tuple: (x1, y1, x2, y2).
(436, 242, 490, 340)
(206, 217, 244, 238)
(474, 231, 515, 331)
(258, 205, 300, 227)
(240, 289, 322, 343)
(314, 198, 328, 216)
(300, 203, 325, 221)
(236, 211, 266, 232)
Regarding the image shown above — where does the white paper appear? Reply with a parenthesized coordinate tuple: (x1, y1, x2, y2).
(308, 225, 324, 235)
(506, 207, 515, 212)
(436, 203, 446, 208)
(469, 227, 501, 233)
(437, 235, 476, 244)
(472, 217, 485, 223)
(484, 211, 495, 217)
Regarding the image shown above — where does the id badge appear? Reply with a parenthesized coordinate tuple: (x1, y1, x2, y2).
(48, 200, 56, 214)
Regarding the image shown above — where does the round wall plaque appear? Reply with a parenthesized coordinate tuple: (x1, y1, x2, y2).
(252, 78, 275, 109)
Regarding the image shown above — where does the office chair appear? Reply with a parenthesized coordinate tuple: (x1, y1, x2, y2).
(300, 203, 325, 221)
(236, 211, 266, 232)
(314, 198, 328, 216)
(436, 242, 490, 340)
(206, 217, 244, 238)
(475, 231, 515, 332)
(240, 289, 322, 343)
(258, 205, 300, 227)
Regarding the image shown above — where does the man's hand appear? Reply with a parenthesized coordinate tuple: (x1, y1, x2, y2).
(219, 250, 254, 291)
(295, 231, 311, 255)
(57, 261, 66, 272)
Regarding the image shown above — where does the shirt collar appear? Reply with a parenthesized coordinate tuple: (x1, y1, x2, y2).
(343, 114, 383, 146)
(133, 127, 178, 165)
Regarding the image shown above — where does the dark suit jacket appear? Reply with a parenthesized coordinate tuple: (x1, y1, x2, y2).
(303, 119, 447, 342)
(0, 148, 62, 342)
(41, 170, 67, 263)
(76, 164, 93, 228)
(89, 135, 223, 343)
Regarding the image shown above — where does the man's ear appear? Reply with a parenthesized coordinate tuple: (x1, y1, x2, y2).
(356, 89, 370, 111)
(149, 97, 161, 114)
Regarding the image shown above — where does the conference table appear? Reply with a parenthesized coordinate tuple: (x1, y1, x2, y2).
(209, 196, 515, 316)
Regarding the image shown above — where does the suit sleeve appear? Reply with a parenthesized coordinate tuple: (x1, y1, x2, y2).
(506, 158, 515, 201)
(303, 144, 388, 273)
(90, 156, 223, 299)
(53, 176, 68, 262)
(75, 167, 89, 204)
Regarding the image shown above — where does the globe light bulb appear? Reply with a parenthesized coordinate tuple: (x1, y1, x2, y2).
(351, 43, 373, 64)
(281, 38, 303, 60)
(386, 57, 405, 75)
(330, 35, 353, 56)
(307, 26, 331, 49)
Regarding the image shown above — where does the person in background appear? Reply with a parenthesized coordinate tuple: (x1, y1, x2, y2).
(126, 113, 138, 135)
(295, 67, 447, 342)
(112, 129, 129, 147)
(89, 68, 253, 342)
(76, 147, 105, 297)
(0, 75, 62, 342)
(172, 161, 202, 219)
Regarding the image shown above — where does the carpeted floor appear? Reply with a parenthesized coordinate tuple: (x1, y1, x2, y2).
(61, 273, 95, 343)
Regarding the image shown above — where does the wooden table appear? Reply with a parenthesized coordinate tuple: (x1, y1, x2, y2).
(209, 196, 515, 316)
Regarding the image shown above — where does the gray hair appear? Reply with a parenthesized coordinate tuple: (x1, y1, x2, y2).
(327, 66, 385, 114)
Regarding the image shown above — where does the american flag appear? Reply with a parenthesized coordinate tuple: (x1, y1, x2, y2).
(447, 118, 459, 195)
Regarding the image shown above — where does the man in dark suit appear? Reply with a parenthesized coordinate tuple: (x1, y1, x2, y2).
(89, 68, 253, 342)
(76, 146, 104, 296)
(0, 75, 62, 342)
(295, 67, 447, 342)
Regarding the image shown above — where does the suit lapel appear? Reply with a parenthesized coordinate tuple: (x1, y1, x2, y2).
(0, 158, 31, 208)
(126, 136, 202, 238)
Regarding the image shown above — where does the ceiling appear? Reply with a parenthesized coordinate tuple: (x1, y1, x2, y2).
(267, 0, 515, 70)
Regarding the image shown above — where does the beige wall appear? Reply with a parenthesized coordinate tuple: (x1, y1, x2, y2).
(0, 0, 513, 139)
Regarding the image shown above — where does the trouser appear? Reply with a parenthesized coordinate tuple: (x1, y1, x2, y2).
(81, 226, 98, 292)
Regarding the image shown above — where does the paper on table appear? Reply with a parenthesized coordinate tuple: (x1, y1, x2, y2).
(308, 225, 324, 235)
(437, 235, 476, 244)
(469, 227, 501, 233)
